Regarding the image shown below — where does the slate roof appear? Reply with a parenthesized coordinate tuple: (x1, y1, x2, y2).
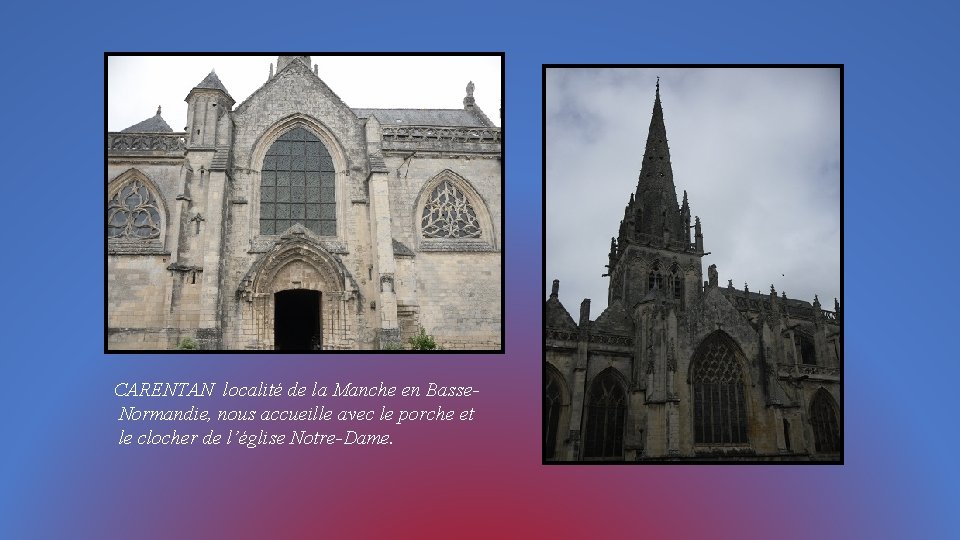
(353, 108, 490, 127)
(121, 111, 173, 133)
(193, 70, 234, 101)
(545, 297, 578, 331)
(719, 287, 815, 309)
(368, 154, 388, 174)
(392, 239, 414, 258)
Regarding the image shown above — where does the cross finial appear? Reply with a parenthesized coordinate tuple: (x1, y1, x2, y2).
(156, 105, 162, 116)
(190, 213, 205, 235)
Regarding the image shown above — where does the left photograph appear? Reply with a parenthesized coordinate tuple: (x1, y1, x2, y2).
(106, 54, 503, 352)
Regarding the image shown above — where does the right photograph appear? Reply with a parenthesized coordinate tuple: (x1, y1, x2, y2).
(544, 66, 842, 463)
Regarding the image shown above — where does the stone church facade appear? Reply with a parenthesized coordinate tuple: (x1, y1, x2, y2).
(545, 84, 841, 461)
(108, 56, 501, 351)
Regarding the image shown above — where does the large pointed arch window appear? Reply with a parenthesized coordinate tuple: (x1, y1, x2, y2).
(543, 367, 566, 460)
(260, 127, 336, 236)
(692, 332, 748, 444)
(584, 370, 626, 459)
(810, 390, 841, 453)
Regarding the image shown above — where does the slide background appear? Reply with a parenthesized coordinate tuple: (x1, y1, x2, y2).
(3, 1, 958, 538)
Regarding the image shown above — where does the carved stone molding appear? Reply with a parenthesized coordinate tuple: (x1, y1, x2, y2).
(107, 132, 187, 154)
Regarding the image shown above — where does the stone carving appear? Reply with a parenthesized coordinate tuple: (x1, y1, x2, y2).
(380, 274, 394, 293)
(107, 133, 186, 153)
(589, 333, 633, 346)
(108, 179, 162, 240)
(421, 180, 482, 239)
(381, 125, 501, 145)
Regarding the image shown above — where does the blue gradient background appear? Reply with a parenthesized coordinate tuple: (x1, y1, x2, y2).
(2, 1, 958, 539)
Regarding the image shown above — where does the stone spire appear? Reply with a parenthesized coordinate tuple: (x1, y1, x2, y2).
(631, 80, 684, 245)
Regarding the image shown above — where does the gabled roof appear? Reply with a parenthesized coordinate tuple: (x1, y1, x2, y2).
(353, 108, 490, 128)
(593, 300, 633, 335)
(233, 58, 352, 117)
(121, 109, 173, 133)
(545, 297, 578, 331)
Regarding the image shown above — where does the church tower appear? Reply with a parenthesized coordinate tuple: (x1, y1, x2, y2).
(606, 80, 705, 310)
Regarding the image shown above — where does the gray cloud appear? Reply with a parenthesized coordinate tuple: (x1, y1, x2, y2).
(546, 67, 840, 316)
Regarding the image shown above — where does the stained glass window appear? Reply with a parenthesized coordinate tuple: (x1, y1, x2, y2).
(810, 390, 841, 453)
(421, 180, 482, 239)
(584, 370, 626, 458)
(543, 370, 564, 460)
(693, 334, 748, 444)
(261, 127, 336, 236)
(107, 179, 162, 240)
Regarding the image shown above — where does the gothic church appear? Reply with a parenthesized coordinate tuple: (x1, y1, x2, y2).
(545, 83, 841, 461)
(108, 56, 501, 350)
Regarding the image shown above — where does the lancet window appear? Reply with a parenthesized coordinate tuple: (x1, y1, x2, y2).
(810, 390, 841, 453)
(543, 369, 565, 460)
(584, 370, 626, 459)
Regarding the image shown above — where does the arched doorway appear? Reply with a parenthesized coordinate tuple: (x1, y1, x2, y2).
(237, 225, 359, 350)
(274, 289, 322, 350)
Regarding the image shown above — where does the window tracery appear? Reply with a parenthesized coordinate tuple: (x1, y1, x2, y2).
(543, 370, 564, 460)
(107, 178, 162, 240)
(810, 390, 840, 453)
(648, 262, 663, 291)
(260, 126, 336, 237)
(584, 370, 626, 458)
(420, 179, 482, 239)
(692, 333, 748, 444)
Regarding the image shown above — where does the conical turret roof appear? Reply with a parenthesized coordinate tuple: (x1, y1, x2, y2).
(191, 69, 233, 101)
(121, 106, 172, 133)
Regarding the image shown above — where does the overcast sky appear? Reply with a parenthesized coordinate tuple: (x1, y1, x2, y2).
(107, 55, 501, 132)
(546, 67, 840, 317)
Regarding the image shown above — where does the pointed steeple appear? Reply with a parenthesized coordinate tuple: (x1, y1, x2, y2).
(632, 79, 683, 244)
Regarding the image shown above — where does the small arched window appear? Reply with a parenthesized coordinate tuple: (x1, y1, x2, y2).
(670, 263, 683, 300)
(648, 262, 663, 292)
(421, 179, 482, 239)
(692, 332, 748, 445)
(543, 367, 566, 460)
(810, 390, 841, 453)
(260, 126, 336, 236)
(584, 370, 626, 459)
(108, 179, 162, 240)
(416, 170, 496, 251)
(107, 170, 167, 255)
